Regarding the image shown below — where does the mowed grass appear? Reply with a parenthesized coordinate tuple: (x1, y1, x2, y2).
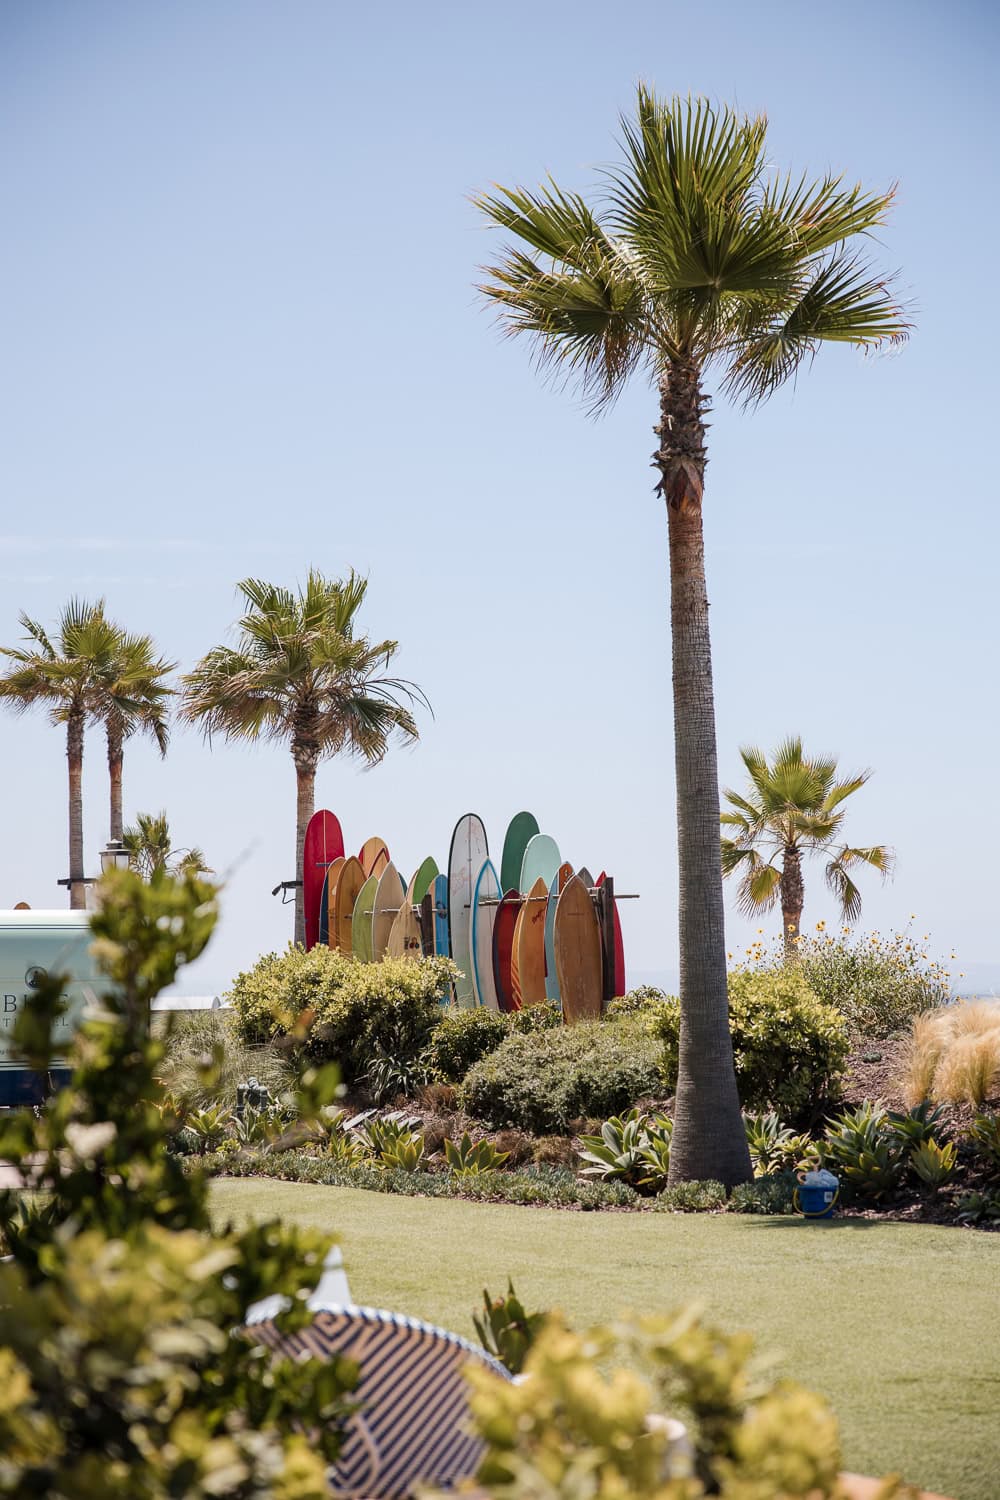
(213, 1180, 1000, 1500)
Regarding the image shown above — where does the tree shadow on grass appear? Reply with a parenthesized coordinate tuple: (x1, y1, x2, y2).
(747, 1216, 881, 1231)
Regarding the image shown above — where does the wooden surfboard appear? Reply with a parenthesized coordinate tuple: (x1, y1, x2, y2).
(359, 836, 390, 879)
(516, 875, 549, 1006)
(470, 859, 501, 1010)
(351, 872, 379, 963)
(492, 889, 522, 1013)
(372, 862, 405, 961)
(303, 810, 345, 950)
(388, 876, 423, 960)
(519, 833, 561, 895)
(410, 856, 439, 907)
(323, 855, 346, 948)
(597, 871, 626, 998)
(448, 813, 489, 1008)
(500, 810, 539, 894)
(334, 856, 364, 953)
(555, 873, 603, 1024)
(577, 866, 595, 891)
(509, 902, 524, 1010)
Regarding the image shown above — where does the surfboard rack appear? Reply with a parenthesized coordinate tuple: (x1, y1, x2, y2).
(271, 879, 303, 904)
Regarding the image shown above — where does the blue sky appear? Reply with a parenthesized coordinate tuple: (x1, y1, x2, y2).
(1, 0, 997, 994)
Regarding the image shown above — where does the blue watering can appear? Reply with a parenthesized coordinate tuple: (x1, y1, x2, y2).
(793, 1168, 839, 1219)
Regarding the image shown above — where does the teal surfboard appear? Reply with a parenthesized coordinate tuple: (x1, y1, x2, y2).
(448, 813, 489, 1008)
(500, 811, 539, 894)
(431, 872, 449, 960)
(520, 833, 561, 894)
(544, 870, 560, 1005)
(471, 859, 501, 1010)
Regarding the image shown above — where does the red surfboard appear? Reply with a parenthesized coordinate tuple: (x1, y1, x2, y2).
(303, 810, 345, 950)
(492, 889, 522, 1013)
(597, 872, 626, 998)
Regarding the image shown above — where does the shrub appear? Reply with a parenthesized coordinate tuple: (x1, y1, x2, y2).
(898, 1000, 1000, 1108)
(957, 1189, 1000, 1226)
(790, 926, 953, 1038)
(605, 986, 676, 1020)
(531, 1135, 578, 1168)
(226, 945, 457, 1083)
(729, 1172, 798, 1215)
(429, 1006, 511, 1081)
(156, 1009, 297, 1111)
(652, 966, 848, 1124)
(460, 1019, 662, 1134)
(508, 1001, 563, 1034)
(0, 868, 355, 1497)
(650, 1179, 727, 1213)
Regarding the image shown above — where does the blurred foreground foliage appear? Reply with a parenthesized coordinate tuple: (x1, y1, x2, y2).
(0, 867, 356, 1499)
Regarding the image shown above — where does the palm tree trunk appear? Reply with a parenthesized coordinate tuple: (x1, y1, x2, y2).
(292, 744, 317, 946)
(656, 361, 751, 1189)
(780, 845, 804, 956)
(66, 708, 86, 910)
(107, 715, 124, 842)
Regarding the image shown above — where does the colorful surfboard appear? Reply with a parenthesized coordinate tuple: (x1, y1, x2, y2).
(431, 872, 449, 958)
(492, 889, 521, 1013)
(509, 903, 524, 1010)
(322, 855, 346, 948)
(543, 865, 571, 1004)
(359, 837, 390, 879)
(334, 856, 365, 953)
(519, 833, 561, 895)
(410, 856, 439, 907)
(500, 811, 539, 895)
(388, 871, 423, 960)
(351, 872, 379, 963)
(555, 874, 603, 1024)
(470, 859, 501, 1010)
(448, 813, 488, 1008)
(597, 871, 627, 998)
(372, 862, 405, 961)
(303, 810, 345, 950)
(516, 875, 549, 1006)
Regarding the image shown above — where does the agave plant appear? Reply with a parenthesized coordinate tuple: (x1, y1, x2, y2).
(444, 1132, 511, 1177)
(966, 1112, 1000, 1177)
(887, 1101, 948, 1152)
(473, 1281, 547, 1375)
(377, 1133, 426, 1172)
(185, 1104, 231, 1154)
(351, 1113, 423, 1157)
(957, 1189, 1000, 1225)
(823, 1102, 905, 1200)
(579, 1110, 651, 1188)
(744, 1112, 820, 1177)
(909, 1138, 958, 1192)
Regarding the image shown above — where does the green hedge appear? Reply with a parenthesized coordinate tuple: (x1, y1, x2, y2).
(428, 1003, 562, 1082)
(460, 1019, 663, 1134)
(225, 945, 457, 1081)
(651, 965, 848, 1125)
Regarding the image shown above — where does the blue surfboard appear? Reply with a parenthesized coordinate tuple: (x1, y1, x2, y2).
(431, 872, 449, 968)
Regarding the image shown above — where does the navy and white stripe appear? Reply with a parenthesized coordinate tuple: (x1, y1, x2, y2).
(243, 1303, 512, 1498)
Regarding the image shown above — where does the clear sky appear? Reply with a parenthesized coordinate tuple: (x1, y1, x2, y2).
(1, 0, 997, 995)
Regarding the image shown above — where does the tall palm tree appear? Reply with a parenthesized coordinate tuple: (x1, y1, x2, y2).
(0, 600, 121, 907)
(122, 810, 211, 880)
(99, 633, 175, 842)
(180, 570, 427, 944)
(721, 737, 892, 953)
(475, 89, 907, 1185)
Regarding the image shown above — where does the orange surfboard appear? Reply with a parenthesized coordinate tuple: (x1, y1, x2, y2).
(359, 836, 390, 879)
(334, 856, 365, 954)
(323, 856, 346, 947)
(516, 876, 549, 1006)
(555, 874, 603, 1024)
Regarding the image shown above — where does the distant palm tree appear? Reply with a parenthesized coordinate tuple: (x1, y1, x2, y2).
(99, 633, 175, 842)
(0, 600, 120, 907)
(180, 571, 427, 944)
(122, 810, 211, 880)
(475, 88, 907, 1186)
(721, 737, 893, 953)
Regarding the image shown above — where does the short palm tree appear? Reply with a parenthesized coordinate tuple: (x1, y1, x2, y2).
(721, 738, 892, 952)
(99, 632, 175, 842)
(180, 571, 427, 944)
(476, 88, 907, 1185)
(0, 600, 121, 907)
(123, 810, 211, 880)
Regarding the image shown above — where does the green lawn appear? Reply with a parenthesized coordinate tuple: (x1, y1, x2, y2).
(213, 1180, 1000, 1500)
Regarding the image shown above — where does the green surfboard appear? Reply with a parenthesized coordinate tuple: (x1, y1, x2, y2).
(352, 872, 379, 964)
(500, 811, 539, 894)
(410, 856, 439, 907)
